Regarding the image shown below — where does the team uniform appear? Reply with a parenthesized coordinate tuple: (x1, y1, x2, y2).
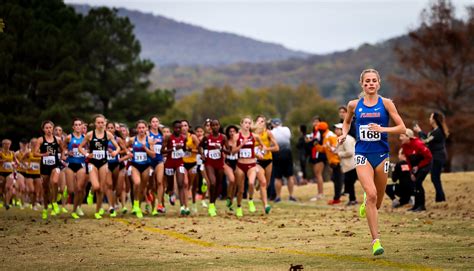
(354, 96, 390, 171)
(164, 134, 186, 176)
(39, 136, 61, 176)
(204, 133, 225, 170)
(236, 132, 256, 174)
(183, 133, 198, 174)
(67, 134, 86, 172)
(255, 130, 272, 169)
(107, 137, 120, 172)
(25, 153, 41, 179)
(149, 131, 164, 168)
(130, 137, 151, 173)
(0, 151, 15, 178)
(88, 131, 108, 171)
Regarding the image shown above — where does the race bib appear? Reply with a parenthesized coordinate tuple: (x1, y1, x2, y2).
(359, 125, 381, 142)
(171, 149, 185, 159)
(239, 148, 252, 158)
(107, 151, 114, 161)
(208, 149, 221, 160)
(72, 148, 83, 158)
(154, 144, 162, 154)
(165, 168, 174, 176)
(2, 162, 13, 170)
(42, 156, 56, 166)
(227, 153, 238, 160)
(354, 155, 367, 166)
(134, 152, 147, 163)
(92, 150, 106, 160)
(30, 162, 40, 171)
(184, 151, 192, 158)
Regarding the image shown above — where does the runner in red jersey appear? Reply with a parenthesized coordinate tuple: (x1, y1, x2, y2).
(162, 120, 189, 216)
(200, 119, 230, 217)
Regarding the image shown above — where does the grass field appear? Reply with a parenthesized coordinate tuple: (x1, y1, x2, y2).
(1, 172, 473, 270)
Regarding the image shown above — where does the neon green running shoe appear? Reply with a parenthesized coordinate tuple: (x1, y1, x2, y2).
(109, 209, 117, 218)
(42, 209, 48, 220)
(359, 192, 367, 218)
(248, 200, 256, 213)
(236, 207, 243, 218)
(94, 212, 103, 220)
(56, 193, 62, 202)
(71, 212, 80, 219)
(134, 207, 143, 218)
(121, 207, 128, 214)
(87, 191, 94, 205)
(265, 205, 272, 214)
(208, 203, 217, 217)
(63, 187, 68, 199)
(61, 207, 68, 214)
(372, 239, 384, 256)
(50, 209, 57, 217)
(99, 208, 105, 216)
(201, 178, 208, 193)
(0, 202, 3, 208)
(226, 198, 233, 211)
(151, 209, 159, 216)
(52, 203, 60, 214)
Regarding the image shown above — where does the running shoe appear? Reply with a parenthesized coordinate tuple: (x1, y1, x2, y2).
(192, 203, 198, 214)
(71, 212, 80, 219)
(328, 199, 341, 205)
(121, 207, 128, 214)
(56, 193, 62, 202)
(5, 204, 10, 210)
(157, 205, 166, 214)
(94, 212, 103, 220)
(109, 208, 116, 218)
(87, 191, 94, 205)
(208, 203, 217, 217)
(346, 200, 358, 206)
(359, 192, 367, 218)
(52, 202, 60, 214)
(248, 200, 256, 213)
(274, 197, 281, 203)
(0, 202, 3, 208)
(77, 207, 85, 216)
(265, 205, 272, 214)
(98, 208, 105, 216)
(134, 206, 143, 218)
(226, 198, 233, 211)
(42, 209, 48, 220)
(185, 207, 191, 216)
(180, 206, 186, 216)
(144, 204, 151, 215)
(201, 178, 208, 193)
(289, 196, 297, 202)
(169, 193, 176, 206)
(236, 207, 243, 218)
(61, 207, 68, 214)
(50, 209, 57, 216)
(201, 200, 208, 208)
(151, 209, 159, 216)
(372, 239, 384, 256)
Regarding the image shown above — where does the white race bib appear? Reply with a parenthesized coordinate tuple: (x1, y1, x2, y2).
(134, 152, 147, 162)
(107, 152, 114, 161)
(359, 125, 381, 142)
(239, 148, 252, 158)
(92, 150, 106, 160)
(42, 156, 56, 166)
(30, 162, 40, 171)
(354, 155, 367, 166)
(208, 149, 221, 160)
(154, 144, 162, 154)
(171, 149, 185, 159)
(72, 148, 83, 158)
(227, 153, 238, 160)
(165, 168, 174, 176)
(3, 162, 13, 170)
(184, 151, 192, 158)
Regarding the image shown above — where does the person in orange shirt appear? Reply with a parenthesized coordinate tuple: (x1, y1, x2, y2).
(317, 122, 343, 205)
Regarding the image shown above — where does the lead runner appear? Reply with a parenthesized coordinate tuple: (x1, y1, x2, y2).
(338, 69, 406, 256)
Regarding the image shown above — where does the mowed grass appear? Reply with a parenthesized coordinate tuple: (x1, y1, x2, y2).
(0, 172, 473, 270)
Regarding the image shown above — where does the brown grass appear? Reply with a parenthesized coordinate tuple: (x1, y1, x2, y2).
(0, 172, 473, 270)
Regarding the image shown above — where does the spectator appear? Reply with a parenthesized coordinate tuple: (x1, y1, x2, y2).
(318, 122, 342, 205)
(400, 129, 432, 212)
(413, 111, 448, 202)
(338, 106, 357, 139)
(271, 118, 297, 202)
(306, 116, 325, 200)
(386, 149, 414, 208)
(334, 123, 358, 205)
(296, 124, 309, 185)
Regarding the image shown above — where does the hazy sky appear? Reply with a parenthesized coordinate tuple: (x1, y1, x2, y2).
(64, 0, 472, 54)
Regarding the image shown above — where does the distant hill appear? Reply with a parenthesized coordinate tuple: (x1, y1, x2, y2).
(71, 4, 309, 66)
(150, 36, 410, 100)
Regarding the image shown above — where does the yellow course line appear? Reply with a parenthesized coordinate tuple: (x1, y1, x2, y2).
(116, 218, 436, 270)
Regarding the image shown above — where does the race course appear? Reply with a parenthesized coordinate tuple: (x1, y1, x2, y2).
(1, 172, 473, 270)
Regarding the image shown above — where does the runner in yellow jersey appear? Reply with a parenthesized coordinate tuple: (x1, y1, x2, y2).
(24, 138, 42, 210)
(14, 139, 29, 208)
(181, 120, 201, 214)
(254, 115, 279, 196)
(0, 139, 16, 209)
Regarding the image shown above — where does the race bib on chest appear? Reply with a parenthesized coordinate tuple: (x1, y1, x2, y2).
(208, 149, 221, 160)
(359, 125, 381, 142)
(184, 151, 192, 158)
(92, 150, 106, 160)
(3, 162, 12, 170)
(134, 152, 147, 163)
(72, 148, 83, 158)
(227, 153, 238, 160)
(42, 156, 56, 166)
(154, 144, 162, 154)
(107, 151, 115, 161)
(239, 148, 252, 158)
(30, 162, 40, 171)
(171, 149, 185, 159)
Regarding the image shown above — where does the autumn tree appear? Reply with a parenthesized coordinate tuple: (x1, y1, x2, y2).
(389, 0, 474, 170)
